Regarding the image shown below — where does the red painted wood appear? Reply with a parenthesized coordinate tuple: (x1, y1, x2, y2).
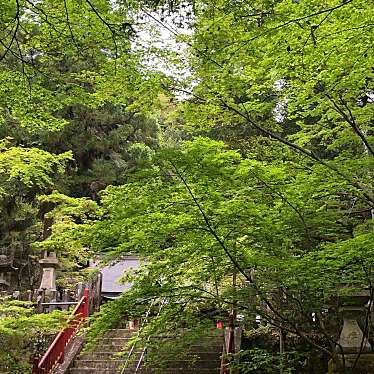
(32, 288, 89, 374)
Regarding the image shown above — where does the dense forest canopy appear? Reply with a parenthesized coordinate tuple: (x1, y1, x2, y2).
(0, 0, 373, 372)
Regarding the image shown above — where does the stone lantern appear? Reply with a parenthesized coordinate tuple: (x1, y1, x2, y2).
(336, 291, 371, 353)
(39, 251, 59, 293)
(329, 290, 374, 373)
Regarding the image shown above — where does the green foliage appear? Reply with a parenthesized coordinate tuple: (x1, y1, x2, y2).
(0, 143, 72, 278)
(0, 0, 163, 294)
(229, 348, 306, 374)
(0, 0, 373, 370)
(0, 145, 71, 200)
(184, 0, 373, 156)
(0, 71, 69, 133)
(0, 298, 66, 373)
(84, 137, 372, 361)
(33, 193, 102, 276)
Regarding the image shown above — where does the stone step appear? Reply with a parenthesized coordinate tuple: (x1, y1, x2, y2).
(69, 369, 118, 374)
(79, 350, 142, 360)
(98, 337, 132, 344)
(91, 344, 129, 352)
(95, 337, 132, 350)
(147, 346, 222, 353)
(138, 369, 221, 374)
(69, 365, 139, 374)
(189, 346, 223, 353)
(69, 329, 222, 374)
(147, 346, 222, 355)
(105, 329, 135, 338)
(73, 359, 124, 370)
(150, 338, 223, 347)
(142, 359, 220, 369)
(149, 332, 222, 338)
(186, 347, 222, 356)
(147, 350, 222, 359)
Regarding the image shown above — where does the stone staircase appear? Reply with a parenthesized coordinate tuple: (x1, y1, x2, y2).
(68, 328, 137, 374)
(139, 338, 222, 374)
(68, 328, 222, 374)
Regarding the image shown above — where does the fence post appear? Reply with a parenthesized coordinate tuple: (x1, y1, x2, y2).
(32, 357, 40, 374)
(83, 288, 89, 318)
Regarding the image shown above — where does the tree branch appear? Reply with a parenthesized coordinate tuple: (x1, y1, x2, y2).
(220, 99, 374, 205)
(0, 0, 21, 63)
(326, 94, 374, 157)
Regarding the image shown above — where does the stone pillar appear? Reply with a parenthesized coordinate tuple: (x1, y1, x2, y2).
(62, 289, 69, 311)
(48, 291, 58, 312)
(36, 289, 45, 313)
(39, 252, 59, 294)
(76, 282, 85, 300)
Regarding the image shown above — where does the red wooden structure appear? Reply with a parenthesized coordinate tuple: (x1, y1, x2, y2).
(32, 288, 89, 374)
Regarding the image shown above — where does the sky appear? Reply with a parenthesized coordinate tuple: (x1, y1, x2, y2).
(134, 4, 194, 90)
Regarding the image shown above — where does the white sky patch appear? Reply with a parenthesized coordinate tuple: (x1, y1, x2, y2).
(273, 98, 288, 123)
(273, 79, 288, 123)
(133, 4, 194, 97)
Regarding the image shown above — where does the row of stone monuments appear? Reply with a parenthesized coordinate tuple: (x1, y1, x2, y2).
(37, 251, 102, 314)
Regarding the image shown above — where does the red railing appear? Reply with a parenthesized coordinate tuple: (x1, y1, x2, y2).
(33, 288, 89, 374)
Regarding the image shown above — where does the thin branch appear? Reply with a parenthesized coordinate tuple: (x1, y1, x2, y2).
(249, 170, 311, 240)
(319, 23, 374, 40)
(316, 311, 345, 366)
(0, 0, 21, 63)
(256, 290, 333, 356)
(300, 9, 333, 70)
(63, 0, 81, 54)
(303, 10, 333, 48)
(142, 10, 179, 38)
(166, 85, 374, 205)
(229, 0, 354, 55)
(141, 7, 224, 69)
(138, 281, 334, 356)
(341, 97, 374, 156)
(85, 0, 119, 70)
(221, 99, 374, 205)
(85, 0, 114, 32)
(326, 94, 374, 157)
